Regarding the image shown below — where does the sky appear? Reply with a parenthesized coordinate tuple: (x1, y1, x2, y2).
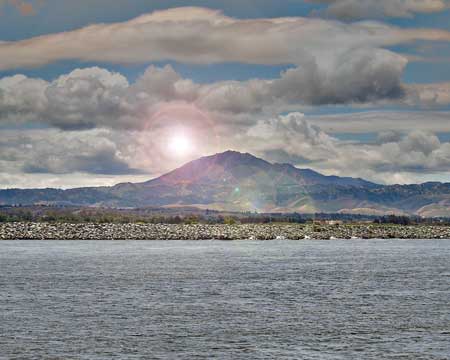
(1, 0, 450, 188)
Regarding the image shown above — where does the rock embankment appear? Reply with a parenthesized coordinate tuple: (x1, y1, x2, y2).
(1, 223, 450, 240)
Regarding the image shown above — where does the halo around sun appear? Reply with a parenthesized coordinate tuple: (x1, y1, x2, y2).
(168, 133, 193, 157)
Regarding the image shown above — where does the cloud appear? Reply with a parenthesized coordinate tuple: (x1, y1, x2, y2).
(271, 48, 407, 105)
(200, 48, 408, 109)
(0, 61, 402, 131)
(0, 128, 142, 175)
(241, 113, 450, 184)
(0, 67, 132, 129)
(405, 82, 450, 107)
(1, 8, 449, 129)
(244, 113, 337, 162)
(309, 0, 449, 20)
(304, 111, 450, 133)
(0, 7, 450, 70)
(0, 172, 151, 190)
(340, 130, 450, 181)
(332, 130, 450, 179)
(1, 64, 450, 134)
(0, 74, 48, 123)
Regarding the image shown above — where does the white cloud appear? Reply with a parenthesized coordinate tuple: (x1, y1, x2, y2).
(4, 60, 449, 133)
(271, 48, 407, 105)
(304, 111, 450, 133)
(0, 7, 450, 70)
(0, 172, 151, 190)
(405, 82, 450, 107)
(240, 113, 450, 184)
(244, 112, 337, 162)
(0, 128, 141, 175)
(1, 9, 449, 133)
(310, 0, 449, 20)
(0, 74, 48, 123)
(326, 130, 450, 183)
(333, 131, 450, 183)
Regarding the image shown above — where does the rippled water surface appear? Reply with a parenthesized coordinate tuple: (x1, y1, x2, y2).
(1, 240, 450, 359)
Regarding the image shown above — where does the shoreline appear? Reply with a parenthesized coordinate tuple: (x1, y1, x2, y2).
(1, 222, 450, 240)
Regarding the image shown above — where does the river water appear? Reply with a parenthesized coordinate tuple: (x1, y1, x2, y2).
(1, 240, 449, 359)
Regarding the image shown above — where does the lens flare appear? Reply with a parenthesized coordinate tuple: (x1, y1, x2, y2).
(169, 133, 193, 156)
(137, 102, 223, 172)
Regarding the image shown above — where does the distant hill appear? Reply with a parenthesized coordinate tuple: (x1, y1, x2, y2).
(1, 150, 450, 216)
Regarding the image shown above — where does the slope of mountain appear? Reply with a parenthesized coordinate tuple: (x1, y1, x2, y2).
(1, 151, 450, 216)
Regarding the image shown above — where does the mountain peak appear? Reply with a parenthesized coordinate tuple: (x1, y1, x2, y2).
(149, 150, 377, 190)
(203, 150, 265, 163)
(152, 150, 272, 185)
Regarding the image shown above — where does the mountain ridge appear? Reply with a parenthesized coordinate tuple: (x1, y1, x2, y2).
(140, 151, 377, 188)
(1, 151, 450, 216)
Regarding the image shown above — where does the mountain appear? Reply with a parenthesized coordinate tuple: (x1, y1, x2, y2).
(1, 150, 450, 216)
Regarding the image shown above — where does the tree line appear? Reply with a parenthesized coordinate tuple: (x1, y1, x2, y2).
(1, 207, 449, 225)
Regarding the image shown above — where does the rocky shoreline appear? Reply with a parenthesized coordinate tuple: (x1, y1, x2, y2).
(1, 222, 450, 240)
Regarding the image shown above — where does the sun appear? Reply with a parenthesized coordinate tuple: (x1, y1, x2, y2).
(168, 134, 193, 156)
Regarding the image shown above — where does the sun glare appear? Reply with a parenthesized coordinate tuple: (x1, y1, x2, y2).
(169, 134, 192, 156)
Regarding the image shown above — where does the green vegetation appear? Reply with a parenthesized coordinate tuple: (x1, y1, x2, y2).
(1, 205, 449, 225)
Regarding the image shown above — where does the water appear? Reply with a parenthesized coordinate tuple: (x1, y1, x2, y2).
(1, 240, 449, 359)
